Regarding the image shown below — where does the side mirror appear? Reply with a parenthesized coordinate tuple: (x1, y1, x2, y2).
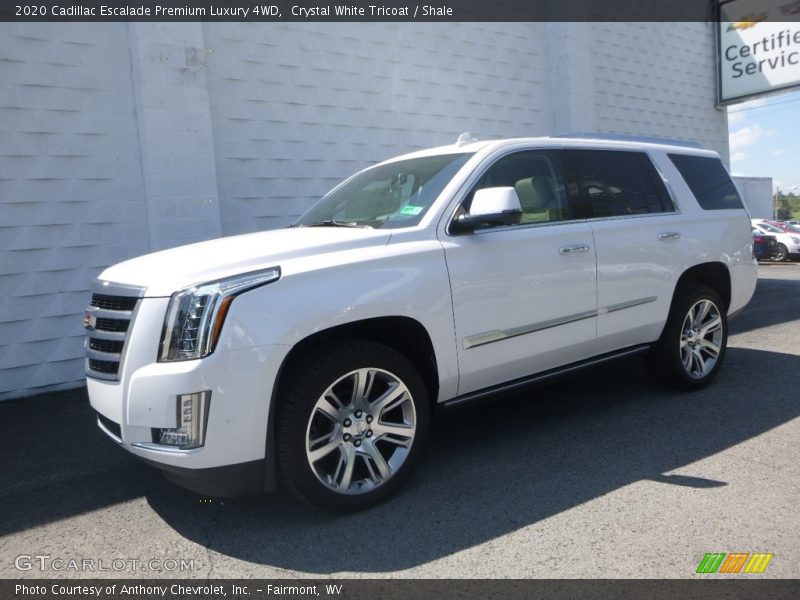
(452, 187, 523, 233)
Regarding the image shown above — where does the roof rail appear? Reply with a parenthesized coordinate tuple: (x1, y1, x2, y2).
(551, 132, 703, 149)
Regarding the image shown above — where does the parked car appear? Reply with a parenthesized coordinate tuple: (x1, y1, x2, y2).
(85, 136, 756, 511)
(766, 220, 800, 235)
(752, 231, 780, 261)
(751, 219, 800, 261)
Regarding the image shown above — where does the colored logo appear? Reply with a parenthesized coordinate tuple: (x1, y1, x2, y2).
(696, 552, 774, 574)
(83, 307, 98, 330)
(726, 14, 769, 31)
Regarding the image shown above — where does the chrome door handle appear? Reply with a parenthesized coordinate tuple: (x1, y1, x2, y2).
(658, 232, 681, 241)
(559, 244, 591, 255)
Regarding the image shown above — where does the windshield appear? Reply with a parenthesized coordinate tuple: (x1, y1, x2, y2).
(294, 153, 473, 229)
(758, 222, 781, 233)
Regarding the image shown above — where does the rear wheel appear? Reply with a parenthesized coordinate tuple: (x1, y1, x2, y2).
(772, 243, 788, 262)
(276, 341, 430, 512)
(646, 285, 728, 390)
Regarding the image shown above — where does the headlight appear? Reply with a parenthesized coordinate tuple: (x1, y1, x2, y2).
(791, 237, 800, 245)
(159, 267, 281, 362)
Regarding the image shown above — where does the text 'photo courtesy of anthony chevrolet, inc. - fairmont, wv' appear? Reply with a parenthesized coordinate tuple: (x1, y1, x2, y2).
(1, 0, 800, 599)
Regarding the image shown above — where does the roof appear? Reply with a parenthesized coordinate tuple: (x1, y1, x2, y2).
(383, 135, 719, 165)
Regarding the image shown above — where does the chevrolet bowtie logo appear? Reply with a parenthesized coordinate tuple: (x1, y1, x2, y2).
(727, 14, 769, 31)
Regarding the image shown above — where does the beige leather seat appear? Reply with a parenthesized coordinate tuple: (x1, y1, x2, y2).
(514, 177, 561, 223)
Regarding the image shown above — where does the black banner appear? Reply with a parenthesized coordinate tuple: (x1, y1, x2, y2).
(3, 580, 800, 600)
(0, 0, 729, 23)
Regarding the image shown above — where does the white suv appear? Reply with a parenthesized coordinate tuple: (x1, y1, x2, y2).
(85, 136, 756, 511)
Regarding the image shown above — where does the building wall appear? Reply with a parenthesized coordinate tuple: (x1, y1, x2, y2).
(590, 22, 729, 159)
(203, 23, 553, 234)
(734, 176, 774, 220)
(0, 24, 150, 398)
(0, 22, 730, 400)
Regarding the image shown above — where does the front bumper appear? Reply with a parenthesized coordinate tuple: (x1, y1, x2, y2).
(87, 296, 291, 493)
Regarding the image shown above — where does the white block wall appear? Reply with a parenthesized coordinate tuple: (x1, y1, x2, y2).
(0, 22, 729, 399)
(0, 24, 149, 398)
(203, 23, 553, 233)
(590, 23, 729, 159)
(734, 176, 774, 220)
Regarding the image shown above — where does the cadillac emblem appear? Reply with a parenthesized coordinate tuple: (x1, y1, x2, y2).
(83, 306, 98, 330)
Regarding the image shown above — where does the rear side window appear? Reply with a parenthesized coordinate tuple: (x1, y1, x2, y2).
(668, 154, 743, 210)
(560, 150, 675, 218)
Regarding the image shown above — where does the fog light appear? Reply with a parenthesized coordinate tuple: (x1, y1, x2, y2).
(157, 391, 210, 449)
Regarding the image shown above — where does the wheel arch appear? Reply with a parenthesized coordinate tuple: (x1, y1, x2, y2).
(674, 262, 731, 311)
(263, 316, 439, 492)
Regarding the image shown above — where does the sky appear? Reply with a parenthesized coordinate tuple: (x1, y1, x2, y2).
(727, 89, 800, 194)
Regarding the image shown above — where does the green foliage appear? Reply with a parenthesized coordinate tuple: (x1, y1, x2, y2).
(774, 190, 800, 220)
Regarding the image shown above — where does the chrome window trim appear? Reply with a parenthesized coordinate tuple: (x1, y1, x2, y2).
(443, 146, 683, 237)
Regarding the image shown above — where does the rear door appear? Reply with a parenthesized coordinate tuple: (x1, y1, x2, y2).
(560, 148, 687, 351)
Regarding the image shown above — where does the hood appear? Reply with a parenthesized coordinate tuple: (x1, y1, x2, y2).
(99, 227, 392, 297)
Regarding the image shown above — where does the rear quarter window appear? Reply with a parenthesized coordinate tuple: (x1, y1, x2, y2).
(668, 154, 743, 210)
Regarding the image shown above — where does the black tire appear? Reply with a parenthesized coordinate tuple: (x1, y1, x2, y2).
(772, 243, 788, 262)
(276, 341, 430, 512)
(646, 285, 728, 391)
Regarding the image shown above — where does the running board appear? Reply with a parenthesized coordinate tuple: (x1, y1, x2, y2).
(441, 344, 652, 410)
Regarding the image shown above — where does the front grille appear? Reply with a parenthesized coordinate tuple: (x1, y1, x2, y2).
(91, 294, 138, 312)
(89, 338, 124, 354)
(88, 358, 120, 374)
(85, 287, 142, 381)
(94, 317, 130, 332)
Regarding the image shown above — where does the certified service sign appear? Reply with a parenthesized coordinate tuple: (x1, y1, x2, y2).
(718, 0, 800, 103)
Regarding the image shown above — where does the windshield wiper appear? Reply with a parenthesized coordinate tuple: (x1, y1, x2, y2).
(301, 220, 372, 229)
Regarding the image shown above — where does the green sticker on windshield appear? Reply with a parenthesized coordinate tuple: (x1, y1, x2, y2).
(400, 205, 424, 216)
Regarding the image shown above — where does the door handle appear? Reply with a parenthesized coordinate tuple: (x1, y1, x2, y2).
(559, 244, 591, 255)
(658, 232, 681, 241)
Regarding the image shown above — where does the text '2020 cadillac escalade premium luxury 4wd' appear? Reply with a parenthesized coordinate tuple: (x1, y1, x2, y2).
(85, 136, 756, 511)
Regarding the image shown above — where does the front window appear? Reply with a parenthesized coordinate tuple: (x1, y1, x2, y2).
(294, 153, 473, 229)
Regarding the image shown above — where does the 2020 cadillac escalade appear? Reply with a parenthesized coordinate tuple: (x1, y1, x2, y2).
(85, 136, 757, 511)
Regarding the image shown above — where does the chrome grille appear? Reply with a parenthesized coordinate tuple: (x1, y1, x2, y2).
(84, 282, 144, 381)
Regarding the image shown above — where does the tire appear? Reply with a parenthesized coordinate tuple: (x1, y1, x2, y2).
(646, 285, 728, 391)
(772, 243, 788, 262)
(276, 341, 430, 512)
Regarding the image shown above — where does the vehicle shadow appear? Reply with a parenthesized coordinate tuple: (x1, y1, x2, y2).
(733, 267, 800, 334)
(145, 345, 800, 573)
(0, 389, 160, 538)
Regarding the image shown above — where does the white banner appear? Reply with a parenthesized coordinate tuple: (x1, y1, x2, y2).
(718, 0, 800, 103)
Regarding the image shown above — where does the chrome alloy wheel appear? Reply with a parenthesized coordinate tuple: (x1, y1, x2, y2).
(679, 299, 723, 379)
(305, 368, 417, 495)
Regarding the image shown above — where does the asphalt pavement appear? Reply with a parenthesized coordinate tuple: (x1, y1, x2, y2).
(1, 264, 798, 579)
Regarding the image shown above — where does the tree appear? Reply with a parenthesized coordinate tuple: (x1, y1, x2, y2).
(776, 194, 792, 220)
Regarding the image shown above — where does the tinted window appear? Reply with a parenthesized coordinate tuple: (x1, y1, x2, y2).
(560, 150, 675, 218)
(465, 150, 570, 225)
(668, 154, 743, 210)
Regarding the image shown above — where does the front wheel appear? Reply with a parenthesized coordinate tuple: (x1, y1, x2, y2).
(646, 285, 728, 390)
(276, 341, 430, 512)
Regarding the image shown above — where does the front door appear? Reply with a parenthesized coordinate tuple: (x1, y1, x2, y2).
(439, 150, 598, 396)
